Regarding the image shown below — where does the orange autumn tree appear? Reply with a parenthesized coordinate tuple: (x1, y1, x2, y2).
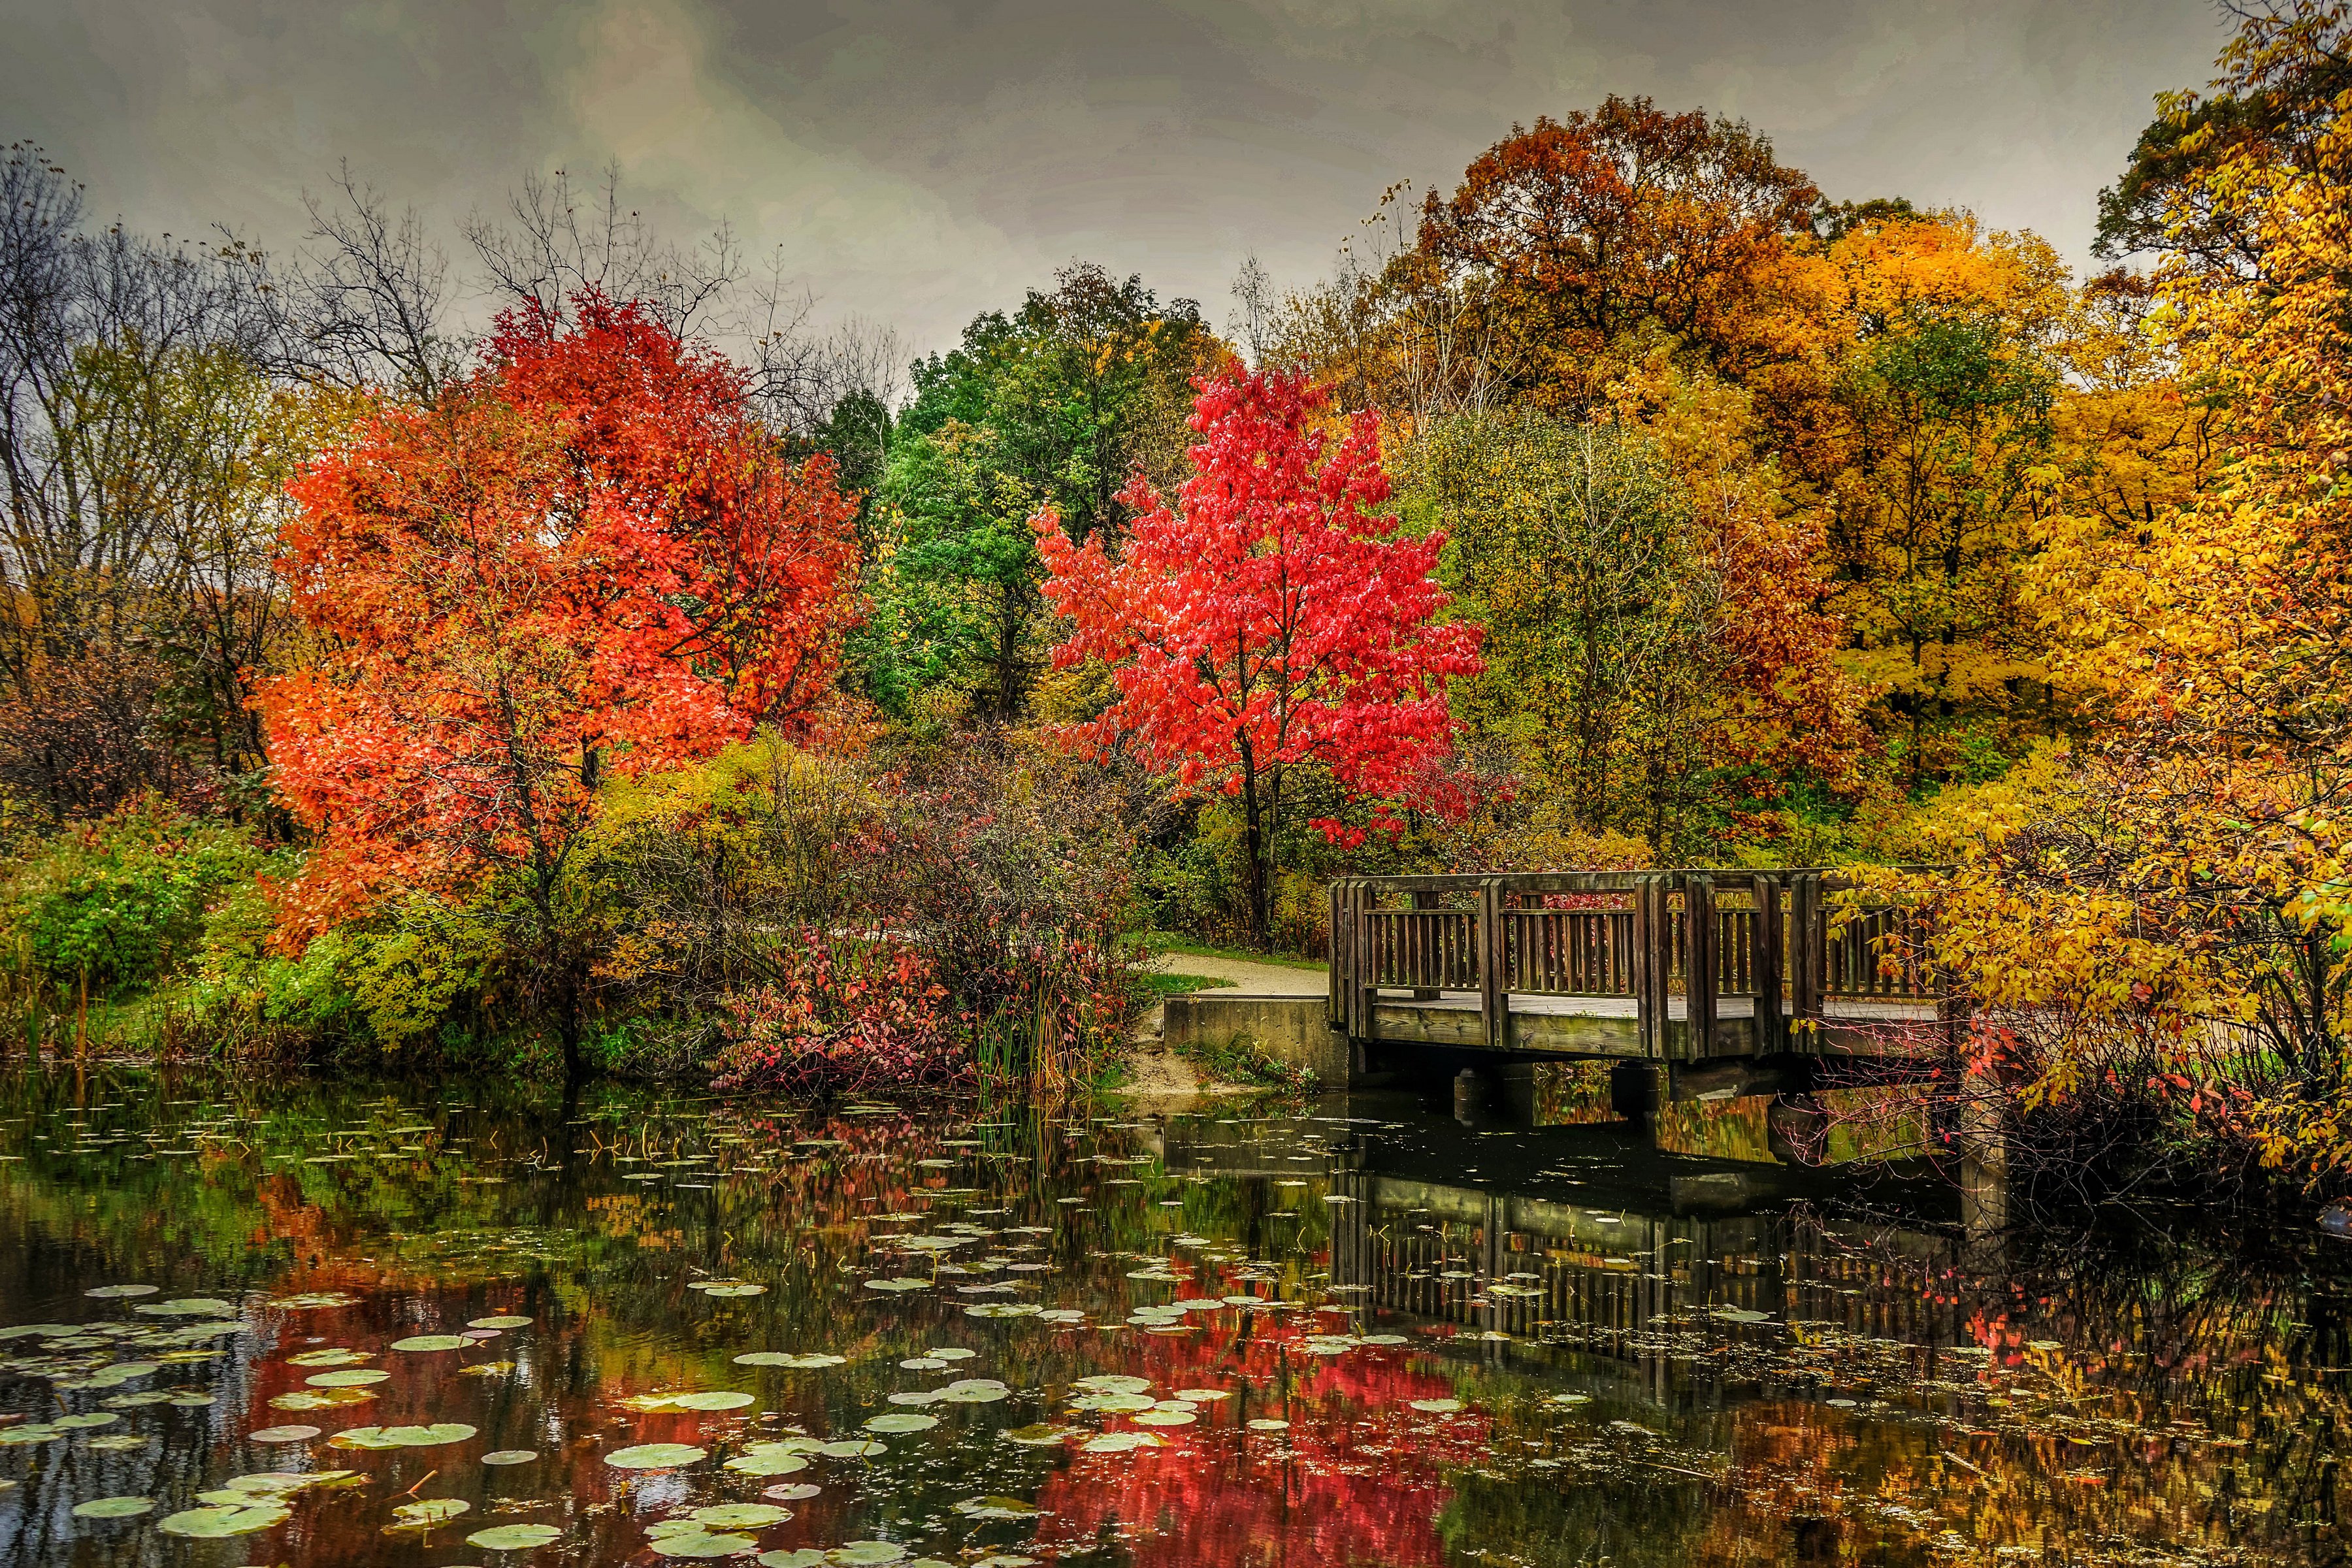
(261, 293, 860, 1073)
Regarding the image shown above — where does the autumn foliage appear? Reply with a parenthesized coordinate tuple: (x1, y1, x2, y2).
(1035, 367, 1482, 938)
(256, 295, 859, 1064)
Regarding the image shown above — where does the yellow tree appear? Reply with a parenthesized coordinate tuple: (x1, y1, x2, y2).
(1903, 0, 2352, 1175)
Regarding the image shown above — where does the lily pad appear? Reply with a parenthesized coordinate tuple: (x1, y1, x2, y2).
(286, 1348, 371, 1367)
(862, 1278, 931, 1293)
(653, 1531, 758, 1558)
(623, 1390, 755, 1413)
(306, 1369, 389, 1388)
(135, 1298, 237, 1318)
(1081, 1431, 1164, 1453)
(466, 1522, 564, 1550)
(1131, 1407, 1196, 1426)
(955, 1497, 1042, 1520)
(247, 1426, 321, 1444)
(1409, 1399, 1463, 1414)
(52, 1412, 119, 1429)
(1000, 1424, 1077, 1446)
(83, 1285, 159, 1299)
(759, 1553, 830, 1568)
(269, 1388, 374, 1411)
(724, 1450, 809, 1477)
(936, 1378, 1009, 1403)
(389, 1334, 471, 1352)
(389, 1497, 472, 1526)
(606, 1443, 708, 1469)
(468, 1315, 532, 1330)
(863, 1413, 938, 1433)
(481, 1449, 538, 1465)
(329, 1422, 477, 1449)
(1246, 1418, 1290, 1431)
(833, 1546, 910, 1566)
(692, 1503, 792, 1528)
(820, 1438, 887, 1458)
(157, 1503, 290, 1538)
(71, 1495, 155, 1519)
(1073, 1375, 1151, 1395)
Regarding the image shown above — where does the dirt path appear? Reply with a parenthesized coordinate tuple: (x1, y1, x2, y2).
(1149, 951, 1327, 996)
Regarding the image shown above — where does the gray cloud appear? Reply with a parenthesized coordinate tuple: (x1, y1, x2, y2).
(2, 0, 2226, 355)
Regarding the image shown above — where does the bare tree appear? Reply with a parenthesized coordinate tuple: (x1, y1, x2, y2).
(0, 145, 275, 815)
(463, 163, 740, 339)
(269, 163, 457, 399)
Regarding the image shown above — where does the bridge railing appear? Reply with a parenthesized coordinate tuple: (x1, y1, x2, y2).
(1328, 869, 1943, 1058)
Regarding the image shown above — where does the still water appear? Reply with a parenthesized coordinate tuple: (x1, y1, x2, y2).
(0, 1066, 2341, 1567)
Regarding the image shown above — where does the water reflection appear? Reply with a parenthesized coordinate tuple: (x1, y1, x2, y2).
(0, 1066, 2338, 1566)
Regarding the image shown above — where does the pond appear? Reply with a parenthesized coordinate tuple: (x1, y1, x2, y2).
(0, 1066, 2341, 1567)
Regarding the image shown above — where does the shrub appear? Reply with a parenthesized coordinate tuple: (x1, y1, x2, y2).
(0, 800, 263, 995)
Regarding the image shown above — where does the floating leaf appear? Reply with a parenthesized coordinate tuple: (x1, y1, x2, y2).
(1409, 1399, 1463, 1414)
(1081, 1431, 1164, 1453)
(389, 1335, 470, 1352)
(157, 1503, 290, 1538)
(1073, 1375, 1151, 1395)
(82, 1285, 159, 1299)
(1000, 1424, 1077, 1446)
(622, 1390, 755, 1413)
(1132, 1407, 1196, 1426)
(758, 1553, 829, 1568)
(135, 1298, 236, 1318)
(863, 1413, 938, 1433)
(269, 1388, 374, 1411)
(481, 1449, 538, 1465)
(606, 1443, 708, 1469)
(653, 1531, 758, 1558)
(389, 1497, 472, 1526)
(1246, 1418, 1290, 1431)
(306, 1369, 389, 1388)
(71, 1495, 154, 1520)
(832, 1546, 909, 1565)
(724, 1450, 809, 1477)
(691, 1503, 791, 1528)
(459, 1360, 517, 1378)
(955, 1497, 1042, 1520)
(862, 1279, 930, 1293)
(468, 1316, 532, 1330)
(937, 1378, 1009, 1403)
(248, 1426, 320, 1444)
(819, 1438, 886, 1458)
(330, 1423, 476, 1450)
(466, 1523, 563, 1550)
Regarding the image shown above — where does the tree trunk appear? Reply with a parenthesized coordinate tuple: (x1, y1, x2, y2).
(1239, 742, 1269, 947)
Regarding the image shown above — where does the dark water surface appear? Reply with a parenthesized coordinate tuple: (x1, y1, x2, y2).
(0, 1066, 2342, 1567)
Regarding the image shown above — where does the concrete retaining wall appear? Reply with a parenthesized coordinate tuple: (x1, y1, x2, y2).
(1162, 994, 1349, 1084)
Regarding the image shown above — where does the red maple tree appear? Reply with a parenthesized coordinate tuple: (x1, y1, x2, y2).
(259, 293, 860, 1071)
(1034, 367, 1481, 941)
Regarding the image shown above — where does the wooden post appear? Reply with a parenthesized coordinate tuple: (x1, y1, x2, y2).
(1328, 879, 1347, 1028)
(1684, 874, 1717, 1060)
(1477, 879, 1506, 1049)
(1789, 872, 1822, 1042)
(1752, 872, 1785, 1053)
(1632, 874, 1667, 1058)
(1354, 885, 1376, 1043)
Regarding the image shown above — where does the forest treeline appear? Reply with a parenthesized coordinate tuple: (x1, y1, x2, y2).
(2, 3, 2347, 1187)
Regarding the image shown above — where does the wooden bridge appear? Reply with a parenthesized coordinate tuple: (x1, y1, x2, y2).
(1326, 870, 1950, 1079)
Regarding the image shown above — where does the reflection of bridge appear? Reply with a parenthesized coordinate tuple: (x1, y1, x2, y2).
(1164, 1111, 1985, 1403)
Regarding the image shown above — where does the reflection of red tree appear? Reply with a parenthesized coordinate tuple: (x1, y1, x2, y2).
(1034, 1307, 1489, 1567)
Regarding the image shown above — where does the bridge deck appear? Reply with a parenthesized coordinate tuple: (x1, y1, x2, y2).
(1364, 989, 1940, 1058)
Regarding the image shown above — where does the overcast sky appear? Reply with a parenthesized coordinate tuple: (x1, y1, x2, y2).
(5, 0, 2229, 358)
